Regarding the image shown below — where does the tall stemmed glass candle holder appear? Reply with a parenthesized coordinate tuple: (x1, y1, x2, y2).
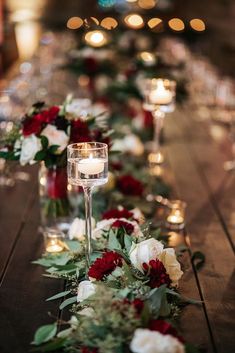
(67, 142, 108, 269)
(143, 78, 176, 164)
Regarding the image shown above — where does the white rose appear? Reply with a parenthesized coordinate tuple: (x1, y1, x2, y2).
(69, 217, 96, 241)
(123, 134, 144, 156)
(131, 208, 145, 224)
(77, 307, 95, 317)
(129, 238, 164, 273)
(159, 248, 183, 287)
(41, 124, 69, 154)
(77, 280, 96, 302)
(130, 329, 185, 353)
(92, 218, 116, 239)
(20, 134, 41, 166)
(65, 98, 91, 118)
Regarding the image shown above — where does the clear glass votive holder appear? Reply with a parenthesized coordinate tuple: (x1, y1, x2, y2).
(43, 228, 65, 253)
(166, 200, 187, 230)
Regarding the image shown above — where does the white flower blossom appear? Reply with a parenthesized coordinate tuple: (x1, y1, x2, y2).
(19, 135, 41, 166)
(130, 329, 185, 353)
(77, 280, 96, 302)
(69, 217, 96, 241)
(41, 124, 69, 154)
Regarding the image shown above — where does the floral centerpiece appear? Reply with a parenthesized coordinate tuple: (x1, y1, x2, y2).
(0, 97, 111, 226)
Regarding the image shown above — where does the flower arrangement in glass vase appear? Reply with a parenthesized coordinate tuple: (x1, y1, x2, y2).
(0, 96, 111, 228)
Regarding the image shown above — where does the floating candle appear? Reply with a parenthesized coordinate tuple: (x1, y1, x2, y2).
(77, 154, 105, 175)
(166, 200, 186, 230)
(149, 80, 172, 105)
(46, 239, 64, 253)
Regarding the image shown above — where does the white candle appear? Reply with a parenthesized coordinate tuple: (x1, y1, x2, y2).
(77, 155, 105, 175)
(46, 239, 64, 253)
(149, 81, 172, 105)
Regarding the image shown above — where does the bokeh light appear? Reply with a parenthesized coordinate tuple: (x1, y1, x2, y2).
(148, 17, 162, 29)
(190, 19, 206, 32)
(85, 30, 108, 47)
(124, 14, 144, 29)
(101, 17, 118, 30)
(67, 17, 83, 30)
(168, 18, 185, 31)
(138, 0, 156, 10)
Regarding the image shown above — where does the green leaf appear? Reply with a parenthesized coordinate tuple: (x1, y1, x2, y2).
(49, 145, 60, 154)
(108, 229, 121, 251)
(148, 285, 171, 317)
(32, 337, 68, 352)
(35, 150, 47, 161)
(59, 296, 77, 310)
(46, 290, 71, 302)
(122, 261, 135, 284)
(33, 323, 57, 346)
(65, 240, 81, 252)
(124, 234, 132, 253)
(41, 135, 49, 149)
(191, 251, 205, 271)
(166, 288, 202, 305)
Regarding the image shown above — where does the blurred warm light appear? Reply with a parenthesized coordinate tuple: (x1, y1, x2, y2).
(90, 17, 99, 25)
(168, 18, 185, 31)
(138, 51, 156, 65)
(85, 30, 108, 47)
(190, 18, 206, 32)
(138, 0, 156, 9)
(15, 22, 41, 59)
(148, 18, 162, 28)
(126, 0, 138, 2)
(67, 17, 83, 30)
(10, 9, 37, 22)
(78, 75, 90, 87)
(101, 17, 118, 30)
(124, 14, 144, 29)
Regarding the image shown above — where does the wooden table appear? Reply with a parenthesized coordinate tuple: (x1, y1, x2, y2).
(0, 106, 234, 353)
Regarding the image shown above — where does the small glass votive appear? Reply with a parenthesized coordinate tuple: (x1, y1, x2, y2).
(166, 200, 186, 230)
(44, 228, 65, 253)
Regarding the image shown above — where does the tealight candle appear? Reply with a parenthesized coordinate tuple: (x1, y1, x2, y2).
(44, 228, 65, 253)
(149, 80, 172, 105)
(77, 154, 105, 175)
(166, 200, 186, 230)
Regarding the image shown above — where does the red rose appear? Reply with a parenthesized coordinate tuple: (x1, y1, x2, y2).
(143, 109, 154, 128)
(112, 219, 134, 235)
(70, 119, 91, 143)
(117, 175, 144, 196)
(110, 161, 123, 171)
(22, 117, 42, 136)
(123, 298, 144, 316)
(149, 319, 185, 343)
(143, 259, 171, 288)
(88, 251, 123, 281)
(102, 208, 134, 221)
(35, 106, 59, 124)
(46, 167, 68, 199)
(84, 57, 98, 74)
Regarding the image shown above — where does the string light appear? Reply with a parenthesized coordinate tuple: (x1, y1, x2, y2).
(101, 17, 118, 30)
(148, 17, 162, 29)
(168, 18, 185, 31)
(67, 17, 83, 30)
(124, 14, 144, 29)
(190, 19, 206, 31)
(138, 0, 156, 10)
(85, 30, 108, 47)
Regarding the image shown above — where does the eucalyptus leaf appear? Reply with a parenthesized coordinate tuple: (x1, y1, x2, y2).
(59, 296, 77, 310)
(46, 290, 71, 302)
(148, 285, 171, 317)
(33, 323, 57, 346)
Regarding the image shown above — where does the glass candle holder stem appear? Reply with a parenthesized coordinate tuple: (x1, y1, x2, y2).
(153, 108, 165, 153)
(83, 185, 93, 268)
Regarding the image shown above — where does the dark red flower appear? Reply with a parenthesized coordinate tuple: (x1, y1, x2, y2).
(117, 175, 144, 196)
(102, 208, 134, 221)
(123, 298, 144, 316)
(112, 219, 134, 235)
(70, 119, 91, 143)
(88, 251, 123, 281)
(143, 109, 154, 128)
(35, 106, 60, 124)
(143, 259, 171, 288)
(22, 117, 42, 136)
(92, 129, 111, 147)
(84, 57, 98, 75)
(46, 167, 68, 199)
(110, 161, 123, 171)
(149, 319, 185, 343)
(81, 348, 98, 353)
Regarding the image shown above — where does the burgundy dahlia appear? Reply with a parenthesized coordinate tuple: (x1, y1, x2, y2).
(81, 347, 98, 353)
(35, 106, 60, 124)
(149, 319, 185, 343)
(88, 251, 123, 281)
(102, 208, 134, 221)
(70, 119, 91, 143)
(112, 219, 134, 235)
(22, 117, 42, 136)
(143, 259, 171, 288)
(117, 175, 144, 196)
